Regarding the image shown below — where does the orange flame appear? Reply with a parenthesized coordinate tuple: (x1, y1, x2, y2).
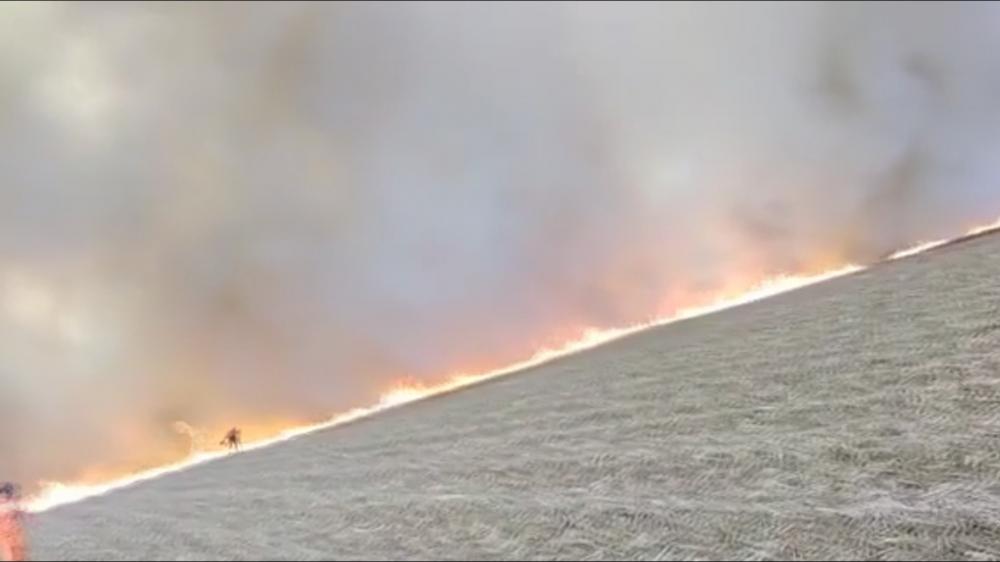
(888, 239, 951, 260)
(888, 215, 1000, 261)
(24, 216, 1000, 514)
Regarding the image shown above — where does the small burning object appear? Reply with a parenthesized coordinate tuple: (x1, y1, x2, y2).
(0, 482, 26, 561)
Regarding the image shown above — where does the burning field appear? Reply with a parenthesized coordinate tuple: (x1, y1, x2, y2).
(22, 227, 1000, 559)
(5, 1, 1000, 559)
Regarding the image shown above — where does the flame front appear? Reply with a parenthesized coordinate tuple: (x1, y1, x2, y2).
(23, 217, 1000, 514)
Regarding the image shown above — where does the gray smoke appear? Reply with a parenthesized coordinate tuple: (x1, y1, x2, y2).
(2, 1, 1000, 486)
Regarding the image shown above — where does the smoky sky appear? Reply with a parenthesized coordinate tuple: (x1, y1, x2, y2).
(2, 1, 1000, 485)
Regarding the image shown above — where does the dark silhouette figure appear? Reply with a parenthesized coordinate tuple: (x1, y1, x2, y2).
(220, 428, 242, 452)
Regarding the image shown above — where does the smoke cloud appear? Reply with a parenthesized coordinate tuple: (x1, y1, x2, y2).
(2, 1, 1000, 486)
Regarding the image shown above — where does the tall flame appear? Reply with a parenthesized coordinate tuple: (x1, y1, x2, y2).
(23, 217, 1000, 514)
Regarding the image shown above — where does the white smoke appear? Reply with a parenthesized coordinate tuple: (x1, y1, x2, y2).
(1, 1, 999, 486)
